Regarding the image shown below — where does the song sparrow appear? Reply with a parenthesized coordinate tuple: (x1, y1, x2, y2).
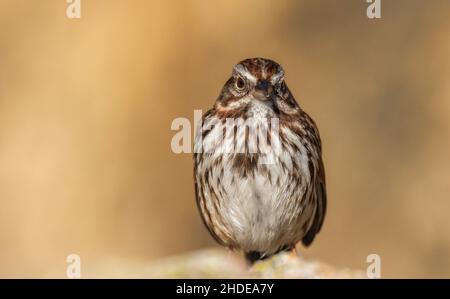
(193, 58, 326, 264)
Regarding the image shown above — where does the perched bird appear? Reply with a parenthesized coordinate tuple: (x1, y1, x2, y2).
(194, 58, 326, 264)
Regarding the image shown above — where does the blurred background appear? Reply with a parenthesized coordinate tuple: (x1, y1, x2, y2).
(0, 0, 449, 278)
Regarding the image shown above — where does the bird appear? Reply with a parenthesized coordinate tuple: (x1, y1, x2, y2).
(193, 58, 326, 264)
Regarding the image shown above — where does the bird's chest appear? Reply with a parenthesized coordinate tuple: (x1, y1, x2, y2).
(206, 127, 312, 248)
(217, 141, 310, 223)
(196, 110, 314, 252)
(217, 152, 310, 253)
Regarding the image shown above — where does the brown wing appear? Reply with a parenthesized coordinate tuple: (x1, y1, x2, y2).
(193, 160, 227, 246)
(193, 109, 234, 247)
(301, 156, 327, 246)
(300, 112, 327, 247)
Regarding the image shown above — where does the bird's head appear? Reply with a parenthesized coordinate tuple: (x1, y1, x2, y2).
(216, 58, 298, 115)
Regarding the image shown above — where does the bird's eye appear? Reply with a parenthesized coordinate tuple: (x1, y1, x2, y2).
(235, 77, 246, 91)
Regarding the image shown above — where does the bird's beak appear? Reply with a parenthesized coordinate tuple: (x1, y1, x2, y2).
(253, 80, 273, 100)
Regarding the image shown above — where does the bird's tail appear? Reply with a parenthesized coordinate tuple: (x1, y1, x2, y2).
(244, 245, 294, 265)
(244, 251, 265, 265)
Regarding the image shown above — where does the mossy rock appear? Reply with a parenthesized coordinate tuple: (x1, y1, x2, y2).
(142, 248, 365, 278)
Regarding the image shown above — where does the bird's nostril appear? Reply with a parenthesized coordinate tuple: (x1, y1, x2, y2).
(256, 80, 270, 91)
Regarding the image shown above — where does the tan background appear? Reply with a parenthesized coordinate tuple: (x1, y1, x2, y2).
(0, 0, 449, 278)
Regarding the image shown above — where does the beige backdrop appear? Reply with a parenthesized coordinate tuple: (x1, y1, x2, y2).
(0, 0, 449, 277)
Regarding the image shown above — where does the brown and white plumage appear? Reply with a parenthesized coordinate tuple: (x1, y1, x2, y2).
(194, 58, 326, 264)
